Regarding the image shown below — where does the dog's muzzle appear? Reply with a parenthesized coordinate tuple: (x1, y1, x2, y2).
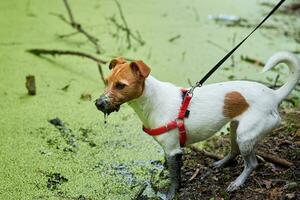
(95, 95, 120, 115)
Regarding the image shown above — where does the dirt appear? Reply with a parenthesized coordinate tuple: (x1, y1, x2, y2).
(178, 108, 300, 200)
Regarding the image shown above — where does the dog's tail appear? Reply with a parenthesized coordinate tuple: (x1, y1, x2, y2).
(263, 51, 300, 104)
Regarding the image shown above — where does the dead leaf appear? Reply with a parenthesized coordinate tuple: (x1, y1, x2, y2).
(262, 180, 272, 189)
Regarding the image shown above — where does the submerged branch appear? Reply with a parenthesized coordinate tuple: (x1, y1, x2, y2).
(110, 0, 145, 49)
(27, 49, 107, 85)
(51, 0, 101, 53)
(27, 49, 106, 64)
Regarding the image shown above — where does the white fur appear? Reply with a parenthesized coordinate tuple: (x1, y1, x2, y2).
(128, 52, 300, 157)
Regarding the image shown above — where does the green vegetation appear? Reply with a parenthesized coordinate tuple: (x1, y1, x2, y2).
(0, 0, 299, 199)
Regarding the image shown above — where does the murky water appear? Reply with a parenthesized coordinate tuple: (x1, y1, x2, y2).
(0, 0, 299, 199)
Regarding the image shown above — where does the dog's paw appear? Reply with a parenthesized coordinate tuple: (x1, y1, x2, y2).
(212, 160, 225, 168)
(226, 181, 243, 192)
(157, 191, 168, 200)
(157, 191, 174, 200)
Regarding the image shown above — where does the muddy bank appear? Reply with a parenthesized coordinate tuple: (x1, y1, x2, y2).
(179, 108, 300, 200)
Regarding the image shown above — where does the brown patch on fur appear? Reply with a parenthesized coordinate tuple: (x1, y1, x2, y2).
(223, 91, 249, 118)
(104, 59, 151, 107)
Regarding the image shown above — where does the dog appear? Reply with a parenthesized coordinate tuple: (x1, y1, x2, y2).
(95, 52, 300, 199)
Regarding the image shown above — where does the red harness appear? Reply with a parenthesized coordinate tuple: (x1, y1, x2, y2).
(142, 89, 192, 147)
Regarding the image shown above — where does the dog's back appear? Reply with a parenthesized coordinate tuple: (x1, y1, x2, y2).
(185, 51, 300, 144)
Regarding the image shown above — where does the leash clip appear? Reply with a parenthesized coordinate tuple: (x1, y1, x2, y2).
(187, 82, 202, 97)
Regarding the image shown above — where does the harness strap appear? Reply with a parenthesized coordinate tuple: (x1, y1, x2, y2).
(142, 121, 177, 136)
(142, 89, 190, 147)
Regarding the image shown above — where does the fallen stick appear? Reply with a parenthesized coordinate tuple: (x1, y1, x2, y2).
(168, 34, 181, 43)
(188, 168, 200, 182)
(50, 0, 101, 53)
(109, 0, 145, 49)
(27, 49, 107, 85)
(63, 0, 101, 53)
(257, 151, 293, 168)
(97, 64, 106, 86)
(241, 55, 265, 67)
(26, 75, 36, 95)
(189, 146, 293, 168)
(27, 49, 106, 64)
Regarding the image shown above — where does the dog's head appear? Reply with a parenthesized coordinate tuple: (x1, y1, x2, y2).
(95, 57, 151, 115)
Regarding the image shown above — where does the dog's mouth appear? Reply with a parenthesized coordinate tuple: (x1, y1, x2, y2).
(104, 104, 120, 115)
(95, 101, 120, 115)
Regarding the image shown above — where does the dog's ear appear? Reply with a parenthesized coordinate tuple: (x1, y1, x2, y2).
(109, 57, 126, 70)
(130, 60, 151, 78)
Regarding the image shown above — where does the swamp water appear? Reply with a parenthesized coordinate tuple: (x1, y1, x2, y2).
(0, 0, 299, 199)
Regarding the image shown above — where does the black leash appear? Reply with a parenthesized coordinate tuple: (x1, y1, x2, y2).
(188, 0, 286, 95)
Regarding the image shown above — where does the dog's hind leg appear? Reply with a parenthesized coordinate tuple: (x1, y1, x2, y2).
(213, 121, 239, 168)
(226, 112, 280, 192)
(227, 149, 258, 192)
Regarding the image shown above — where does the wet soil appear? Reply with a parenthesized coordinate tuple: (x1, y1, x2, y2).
(178, 108, 300, 200)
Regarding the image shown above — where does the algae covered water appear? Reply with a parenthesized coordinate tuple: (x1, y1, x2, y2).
(0, 0, 299, 199)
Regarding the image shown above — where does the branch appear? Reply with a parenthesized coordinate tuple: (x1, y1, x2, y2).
(240, 55, 265, 67)
(51, 0, 101, 54)
(97, 64, 107, 86)
(189, 146, 293, 168)
(27, 49, 107, 86)
(188, 168, 200, 182)
(62, 0, 75, 24)
(257, 151, 293, 168)
(110, 0, 145, 49)
(27, 49, 106, 64)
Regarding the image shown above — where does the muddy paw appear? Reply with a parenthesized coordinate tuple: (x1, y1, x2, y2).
(212, 160, 225, 168)
(157, 191, 174, 200)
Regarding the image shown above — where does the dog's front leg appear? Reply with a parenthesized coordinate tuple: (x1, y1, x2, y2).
(165, 153, 182, 199)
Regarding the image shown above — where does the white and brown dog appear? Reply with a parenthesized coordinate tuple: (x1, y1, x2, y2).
(95, 52, 300, 198)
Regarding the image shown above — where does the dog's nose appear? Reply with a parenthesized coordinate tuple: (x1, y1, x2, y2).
(95, 97, 107, 111)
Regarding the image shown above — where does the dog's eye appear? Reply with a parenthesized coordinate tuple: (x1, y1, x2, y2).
(115, 82, 126, 90)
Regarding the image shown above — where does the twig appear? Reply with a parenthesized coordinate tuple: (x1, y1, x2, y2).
(97, 64, 106, 86)
(257, 151, 293, 167)
(168, 35, 181, 43)
(62, 0, 75, 23)
(27, 49, 106, 64)
(188, 168, 200, 182)
(51, 0, 101, 53)
(27, 49, 107, 85)
(189, 145, 223, 160)
(49, 12, 69, 25)
(240, 55, 265, 67)
(206, 40, 227, 52)
(110, 0, 145, 49)
(189, 146, 293, 167)
(57, 31, 80, 38)
(272, 74, 280, 88)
